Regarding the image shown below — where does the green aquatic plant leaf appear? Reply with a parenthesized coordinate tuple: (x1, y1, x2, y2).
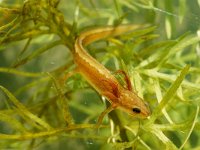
(149, 65, 190, 123)
(0, 86, 52, 130)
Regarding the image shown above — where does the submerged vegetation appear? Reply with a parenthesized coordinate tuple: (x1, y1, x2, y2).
(0, 0, 200, 149)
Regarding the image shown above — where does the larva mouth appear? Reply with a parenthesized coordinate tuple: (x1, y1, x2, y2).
(141, 106, 151, 118)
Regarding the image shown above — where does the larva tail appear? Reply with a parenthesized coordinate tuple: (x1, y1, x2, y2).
(79, 24, 147, 46)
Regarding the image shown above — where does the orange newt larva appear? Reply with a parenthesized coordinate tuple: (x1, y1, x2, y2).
(73, 24, 150, 124)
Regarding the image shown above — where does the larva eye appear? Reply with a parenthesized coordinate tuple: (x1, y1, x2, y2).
(132, 107, 141, 114)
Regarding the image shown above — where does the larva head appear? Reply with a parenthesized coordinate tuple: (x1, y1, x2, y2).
(118, 88, 150, 118)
